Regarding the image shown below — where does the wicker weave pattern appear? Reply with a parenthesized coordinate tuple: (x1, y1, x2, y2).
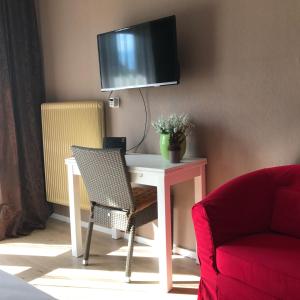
(72, 146, 134, 211)
(93, 205, 129, 231)
(130, 202, 157, 229)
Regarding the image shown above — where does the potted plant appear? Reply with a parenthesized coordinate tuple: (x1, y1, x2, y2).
(152, 114, 194, 162)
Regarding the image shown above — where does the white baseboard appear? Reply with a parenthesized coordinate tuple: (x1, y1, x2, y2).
(173, 245, 197, 260)
(51, 213, 112, 235)
(50, 213, 197, 260)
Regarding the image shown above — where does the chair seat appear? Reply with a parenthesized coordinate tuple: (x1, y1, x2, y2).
(132, 186, 157, 213)
(216, 233, 300, 299)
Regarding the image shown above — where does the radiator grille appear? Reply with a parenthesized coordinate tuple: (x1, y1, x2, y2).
(41, 101, 105, 209)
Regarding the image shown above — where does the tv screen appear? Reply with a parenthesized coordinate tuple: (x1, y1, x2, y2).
(97, 15, 180, 91)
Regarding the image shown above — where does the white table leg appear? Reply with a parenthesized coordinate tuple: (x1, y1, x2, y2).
(194, 164, 206, 263)
(67, 165, 83, 257)
(157, 178, 173, 292)
(112, 229, 122, 239)
(194, 164, 206, 202)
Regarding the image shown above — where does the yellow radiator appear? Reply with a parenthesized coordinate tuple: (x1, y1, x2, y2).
(41, 100, 105, 210)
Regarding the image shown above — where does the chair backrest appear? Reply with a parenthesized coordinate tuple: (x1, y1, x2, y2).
(71, 146, 134, 211)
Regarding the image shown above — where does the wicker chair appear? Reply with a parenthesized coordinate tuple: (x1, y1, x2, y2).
(71, 146, 157, 282)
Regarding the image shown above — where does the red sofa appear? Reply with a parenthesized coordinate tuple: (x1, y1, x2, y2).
(192, 165, 300, 300)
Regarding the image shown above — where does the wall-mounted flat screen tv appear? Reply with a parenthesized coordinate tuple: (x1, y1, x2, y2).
(97, 15, 180, 91)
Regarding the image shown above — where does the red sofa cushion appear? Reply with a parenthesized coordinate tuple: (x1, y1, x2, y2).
(217, 274, 277, 300)
(216, 233, 300, 299)
(271, 188, 300, 239)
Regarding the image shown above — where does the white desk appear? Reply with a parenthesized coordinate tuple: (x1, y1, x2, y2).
(65, 154, 207, 292)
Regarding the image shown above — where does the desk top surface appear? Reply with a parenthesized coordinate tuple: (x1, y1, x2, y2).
(125, 153, 206, 171)
(66, 153, 207, 173)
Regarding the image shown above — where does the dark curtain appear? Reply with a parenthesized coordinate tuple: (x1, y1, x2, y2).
(0, 0, 49, 239)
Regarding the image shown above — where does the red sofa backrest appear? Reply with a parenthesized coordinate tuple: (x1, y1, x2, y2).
(270, 165, 300, 190)
(202, 168, 274, 247)
(201, 165, 300, 247)
(269, 165, 300, 239)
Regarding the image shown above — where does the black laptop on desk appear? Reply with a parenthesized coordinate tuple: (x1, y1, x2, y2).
(103, 137, 126, 155)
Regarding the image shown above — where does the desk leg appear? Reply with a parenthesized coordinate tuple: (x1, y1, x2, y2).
(157, 178, 173, 292)
(112, 229, 122, 239)
(67, 165, 83, 257)
(194, 164, 206, 263)
(194, 164, 206, 202)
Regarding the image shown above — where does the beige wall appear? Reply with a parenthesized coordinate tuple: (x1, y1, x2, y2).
(36, 0, 300, 250)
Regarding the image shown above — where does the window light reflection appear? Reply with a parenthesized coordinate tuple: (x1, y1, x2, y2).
(30, 268, 199, 290)
(0, 265, 31, 275)
(106, 245, 184, 259)
(0, 243, 71, 257)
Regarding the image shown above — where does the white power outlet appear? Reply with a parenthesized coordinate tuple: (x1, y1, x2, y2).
(109, 97, 120, 108)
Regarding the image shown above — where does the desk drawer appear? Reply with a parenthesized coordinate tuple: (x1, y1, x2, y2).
(129, 171, 159, 186)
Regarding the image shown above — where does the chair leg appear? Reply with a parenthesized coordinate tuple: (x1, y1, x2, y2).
(125, 225, 135, 282)
(83, 206, 94, 266)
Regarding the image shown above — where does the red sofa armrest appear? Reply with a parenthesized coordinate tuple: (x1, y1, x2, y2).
(192, 202, 218, 280)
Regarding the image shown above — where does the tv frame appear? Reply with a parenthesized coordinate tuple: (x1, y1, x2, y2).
(97, 16, 180, 92)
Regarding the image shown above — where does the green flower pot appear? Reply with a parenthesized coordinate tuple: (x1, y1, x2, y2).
(160, 133, 186, 161)
(160, 134, 170, 160)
